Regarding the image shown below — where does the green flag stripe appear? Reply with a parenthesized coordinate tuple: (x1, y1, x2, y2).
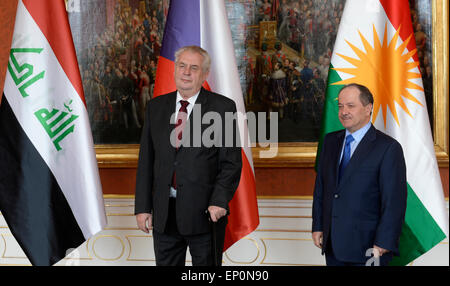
(321, 65, 345, 136)
(390, 183, 446, 265)
(315, 64, 345, 169)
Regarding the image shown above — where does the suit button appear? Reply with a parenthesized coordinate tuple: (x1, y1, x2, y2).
(174, 161, 178, 166)
(334, 194, 339, 199)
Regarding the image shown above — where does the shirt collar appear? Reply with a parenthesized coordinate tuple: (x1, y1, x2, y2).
(345, 121, 372, 143)
(176, 90, 200, 106)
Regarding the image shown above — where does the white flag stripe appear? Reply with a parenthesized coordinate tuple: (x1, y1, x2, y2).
(4, 0, 106, 238)
(374, 101, 446, 235)
(200, 0, 254, 170)
(331, 1, 405, 83)
(391, 104, 448, 235)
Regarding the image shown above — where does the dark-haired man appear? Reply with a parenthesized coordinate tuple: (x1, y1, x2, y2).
(312, 83, 407, 266)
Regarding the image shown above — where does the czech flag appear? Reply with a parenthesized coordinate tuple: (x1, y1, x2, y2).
(154, 0, 259, 250)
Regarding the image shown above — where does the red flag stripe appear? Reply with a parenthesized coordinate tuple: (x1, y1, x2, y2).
(379, 0, 419, 62)
(224, 149, 258, 250)
(154, 56, 176, 97)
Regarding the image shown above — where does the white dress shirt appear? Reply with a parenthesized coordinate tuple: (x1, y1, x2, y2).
(339, 122, 372, 163)
(173, 91, 200, 121)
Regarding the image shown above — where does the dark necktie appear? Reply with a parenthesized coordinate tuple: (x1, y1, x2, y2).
(174, 100, 189, 148)
(172, 100, 189, 189)
(338, 134, 354, 182)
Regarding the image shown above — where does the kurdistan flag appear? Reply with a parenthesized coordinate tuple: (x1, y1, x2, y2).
(318, 0, 448, 265)
(0, 0, 106, 265)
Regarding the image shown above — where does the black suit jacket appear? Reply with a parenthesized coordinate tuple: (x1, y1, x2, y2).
(135, 88, 242, 236)
(312, 125, 407, 263)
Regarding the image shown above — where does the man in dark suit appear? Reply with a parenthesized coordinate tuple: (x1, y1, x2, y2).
(135, 46, 242, 266)
(312, 83, 407, 266)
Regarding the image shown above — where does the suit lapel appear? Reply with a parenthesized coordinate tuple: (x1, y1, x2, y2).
(191, 87, 209, 118)
(338, 125, 377, 187)
(333, 130, 345, 188)
(166, 91, 177, 122)
(164, 92, 177, 151)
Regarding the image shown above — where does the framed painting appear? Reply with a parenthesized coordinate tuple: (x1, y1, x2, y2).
(66, 0, 448, 168)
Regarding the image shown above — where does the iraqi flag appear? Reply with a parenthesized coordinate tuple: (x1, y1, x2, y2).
(0, 0, 106, 265)
(317, 0, 448, 265)
(154, 0, 259, 250)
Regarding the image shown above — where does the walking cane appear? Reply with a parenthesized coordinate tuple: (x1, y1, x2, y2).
(206, 210, 218, 266)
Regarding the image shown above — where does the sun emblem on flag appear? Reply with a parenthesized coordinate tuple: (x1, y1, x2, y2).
(332, 23, 424, 127)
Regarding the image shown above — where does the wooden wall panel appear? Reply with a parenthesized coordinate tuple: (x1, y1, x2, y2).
(99, 168, 137, 196)
(254, 168, 316, 197)
(99, 166, 449, 198)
